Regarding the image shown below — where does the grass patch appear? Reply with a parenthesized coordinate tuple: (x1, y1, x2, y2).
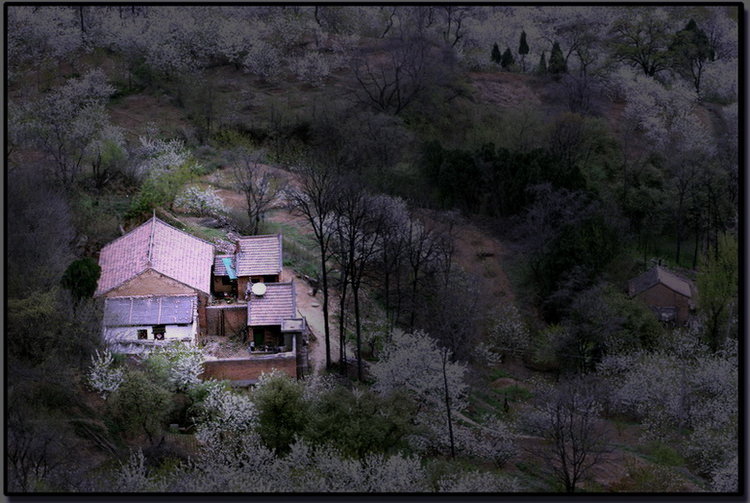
(489, 368, 512, 380)
(643, 441, 686, 467)
(184, 225, 228, 243)
(260, 217, 319, 277)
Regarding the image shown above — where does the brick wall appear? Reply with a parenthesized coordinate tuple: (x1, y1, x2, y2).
(205, 305, 247, 337)
(636, 283, 690, 324)
(201, 355, 297, 381)
(106, 269, 195, 297)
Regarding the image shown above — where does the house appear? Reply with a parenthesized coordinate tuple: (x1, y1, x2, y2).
(247, 281, 305, 351)
(628, 265, 696, 324)
(95, 216, 306, 379)
(95, 216, 215, 351)
(234, 234, 283, 297)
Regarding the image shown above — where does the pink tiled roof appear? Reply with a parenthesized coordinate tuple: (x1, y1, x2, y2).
(247, 282, 296, 327)
(95, 217, 215, 296)
(236, 234, 282, 277)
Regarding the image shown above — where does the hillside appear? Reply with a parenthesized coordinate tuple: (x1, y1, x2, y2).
(6, 5, 739, 495)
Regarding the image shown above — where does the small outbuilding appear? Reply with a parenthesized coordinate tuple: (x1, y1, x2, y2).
(628, 265, 696, 324)
(247, 281, 304, 351)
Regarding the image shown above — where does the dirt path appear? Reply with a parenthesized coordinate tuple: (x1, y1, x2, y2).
(452, 220, 515, 304)
(285, 266, 347, 374)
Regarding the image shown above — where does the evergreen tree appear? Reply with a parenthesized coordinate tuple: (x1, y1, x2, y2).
(501, 47, 515, 70)
(491, 42, 502, 64)
(61, 257, 101, 301)
(548, 41, 567, 77)
(669, 18, 713, 93)
(518, 30, 529, 72)
(536, 51, 548, 74)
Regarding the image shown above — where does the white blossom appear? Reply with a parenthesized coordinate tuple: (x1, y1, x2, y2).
(143, 342, 205, 392)
(371, 330, 468, 454)
(86, 349, 124, 399)
(174, 186, 228, 220)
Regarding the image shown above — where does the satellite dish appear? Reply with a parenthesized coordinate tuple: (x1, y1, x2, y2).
(252, 282, 267, 296)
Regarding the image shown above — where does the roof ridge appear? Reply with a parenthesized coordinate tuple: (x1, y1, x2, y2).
(147, 216, 156, 266)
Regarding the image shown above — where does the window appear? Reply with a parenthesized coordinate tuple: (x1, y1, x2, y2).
(137, 329, 147, 340)
(221, 276, 234, 286)
(153, 325, 166, 340)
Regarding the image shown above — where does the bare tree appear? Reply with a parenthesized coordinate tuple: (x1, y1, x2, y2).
(523, 378, 609, 492)
(331, 179, 383, 380)
(287, 162, 340, 370)
(352, 35, 433, 115)
(231, 148, 284, 235)
(405, 217, 440, 331)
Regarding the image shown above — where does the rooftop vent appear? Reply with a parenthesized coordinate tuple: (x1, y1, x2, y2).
(251, 282, 267, 297)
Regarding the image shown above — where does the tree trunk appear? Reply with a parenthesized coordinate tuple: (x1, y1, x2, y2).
(338, 270, 349, 375)
(354, 284, 363, 381)
(320, 250, 331, 369)
(442, 348, 456, 458)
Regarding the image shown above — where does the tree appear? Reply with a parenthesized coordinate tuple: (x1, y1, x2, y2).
(287, 162, 340, 370)
(371, 331, 467, 457)
(610, 11, 672, 77)
(331, 180, 383, 380)
(86, 349, 124, 399)
(670, 18, 713, 93)
(60, 257, 101, 301)
(518, 30, 529, 72)
(352, 33, 455, 115)
(231, 148, 284, 234)
(536, 51, 548, 74)
(480, 303, 530, 363)
(500, 46, 515, 70)
(697, 233, 738, 351)
(523, 378, 608, 492)
(107, 370, 172, 445)
(491, 42, 501, 64)
(548, 41, 567, 76)
(23, 69, 116, 188)
(304, 386, 415, 459)
(252, 370, 309, 455)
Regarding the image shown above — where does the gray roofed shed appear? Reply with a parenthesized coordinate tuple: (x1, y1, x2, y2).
(104, 296, 196, 326)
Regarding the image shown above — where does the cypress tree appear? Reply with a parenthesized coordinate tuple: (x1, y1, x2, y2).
(501, 47, 515, 70)
(518, 30, 529, 72)
(548, 41, 567, 76)
(536, 51, 548, 74)
(491, 43, 502, 64)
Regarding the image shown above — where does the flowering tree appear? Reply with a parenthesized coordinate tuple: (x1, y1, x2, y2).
(371, 330, 467, 456)
(174, 186, 228, 222)
(20, 69, 116, 188)
(598, 329, 737, 486)
(193, 381, 258, 447)
(142, 342, 205, 392)
(86, 349, 124, 399)
(480, 303, 530, 363)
